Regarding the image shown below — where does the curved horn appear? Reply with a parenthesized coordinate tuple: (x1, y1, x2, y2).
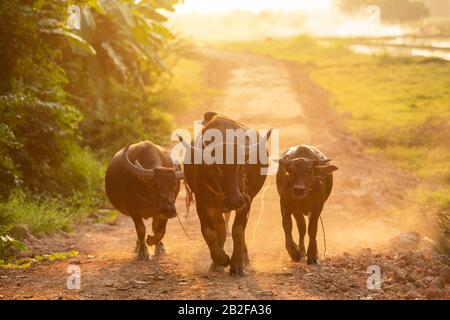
(135, 159, 144, 168)
(244, 128, 273, 156)
(177, 135, 192, 150)
(273, 158, 288, 164)
(177, 134, 205, 153)
(313, 158, 332, 165)
(263, 128, 273, 142)
(122, 143, 155, 178)
(275, 157, 310, 165)
(273, 158, 294, 165)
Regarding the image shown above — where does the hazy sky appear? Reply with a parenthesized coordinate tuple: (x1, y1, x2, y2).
(174, 0, 332, 14)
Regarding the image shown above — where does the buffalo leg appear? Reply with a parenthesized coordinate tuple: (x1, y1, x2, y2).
(306, 206, 323, 265)
(212, 213, 227, 250)
(230, 208, 249, 276)
(293, 211, 307, 259)
(131, 216, 150, 261)
(148, 217, 168, 256)
(209, 212, 227, 272)
(198, 204, 230, 267)
(224, 211, 232, 236)
(281, 200, 301, 262)
(241, 210, 250, 266)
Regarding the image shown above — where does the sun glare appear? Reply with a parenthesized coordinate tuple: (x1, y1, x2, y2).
(174, 0, 332, 15)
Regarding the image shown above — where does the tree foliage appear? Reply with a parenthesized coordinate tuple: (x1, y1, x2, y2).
(0, 0, 179, 200)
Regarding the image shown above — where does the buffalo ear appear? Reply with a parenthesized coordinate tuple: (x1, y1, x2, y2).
(314, 165, 338, 177)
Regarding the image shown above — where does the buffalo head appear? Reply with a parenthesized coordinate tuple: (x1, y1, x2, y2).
(275, 157, 338, 199)
(122, 144, 184, 218)
(178, 129, 272, 211)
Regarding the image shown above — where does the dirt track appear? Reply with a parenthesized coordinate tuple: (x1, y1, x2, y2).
(0, 48, 448, 300)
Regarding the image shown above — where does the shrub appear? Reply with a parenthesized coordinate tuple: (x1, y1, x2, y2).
(0, 224, 27, 260)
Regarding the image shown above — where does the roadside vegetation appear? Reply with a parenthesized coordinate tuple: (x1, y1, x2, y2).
(0, 0, 206, 261)
(220, 36, 450, 252)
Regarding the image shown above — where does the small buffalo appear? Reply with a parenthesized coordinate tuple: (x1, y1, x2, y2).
(275, 145, 337, 265)
(105, 141, 184, 260)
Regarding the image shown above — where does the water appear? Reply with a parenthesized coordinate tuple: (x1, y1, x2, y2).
(348, 37, 450, 61)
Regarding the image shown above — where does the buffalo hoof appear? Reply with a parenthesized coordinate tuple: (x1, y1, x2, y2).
(306, 257, 320, 266)
(154, 243, 166, 256)
(213, 251, 230, 267)
(208, 262, 225, 273)
(230, 265, 246, 277)
(243, 255, 251, 267)
(146, 235, 158, 246)
(299, 245, 306, 259)
(137, 250, 151, 261)
(286, 245, 302, 262)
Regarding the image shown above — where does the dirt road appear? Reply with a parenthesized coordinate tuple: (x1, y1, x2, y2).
(1, 49, 448, 300)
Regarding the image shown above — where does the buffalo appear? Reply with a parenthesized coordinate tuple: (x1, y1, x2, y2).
(105, 141, 184, 260)
(179, 113, 272, 276)
(275, 145, 337, 265)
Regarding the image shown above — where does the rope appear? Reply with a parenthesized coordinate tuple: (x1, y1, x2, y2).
(250, 182, 270, 245)
(176, 211, 193, 240)
(133, 187, 193, 240)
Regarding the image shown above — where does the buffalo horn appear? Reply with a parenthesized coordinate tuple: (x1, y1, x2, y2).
(122, 143, 155, 178)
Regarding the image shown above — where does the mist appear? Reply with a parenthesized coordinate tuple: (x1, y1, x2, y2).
(169, 7, 409, 42)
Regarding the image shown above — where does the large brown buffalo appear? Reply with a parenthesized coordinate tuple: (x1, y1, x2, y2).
(275, 145, 337, 265)
(105, 141, 184, 260)
(179, 113, 272, 276)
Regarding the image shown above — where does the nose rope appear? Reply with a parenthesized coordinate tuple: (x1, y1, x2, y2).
(176, 210, 193, 240)
(132, 188, 192, 240)
(320, 216, 327, 260)
(250, 182, 270, 245)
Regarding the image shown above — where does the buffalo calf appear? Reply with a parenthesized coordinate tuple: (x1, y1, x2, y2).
(275, 145, 337, 265)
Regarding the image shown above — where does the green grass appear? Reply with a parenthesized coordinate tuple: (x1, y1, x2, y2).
(0, 191, 89, 235)
(220, 36, 450, 248)
(0, 250, 78, 269)
(0, 143, 107, 247)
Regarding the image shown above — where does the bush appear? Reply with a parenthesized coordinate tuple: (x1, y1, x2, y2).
(0, 93, 81, 197)
(0, 0, 182, 244)
(0, 224, 27, 260)
(0, 1, 82, 198)
(0, 190, 88, 235)
(52, 145, 105, 202)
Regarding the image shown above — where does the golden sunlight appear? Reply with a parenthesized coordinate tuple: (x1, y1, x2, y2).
(174, 0, 332, 14)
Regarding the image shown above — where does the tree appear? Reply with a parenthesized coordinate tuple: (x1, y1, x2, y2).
(336, 0, 430, 22)
(0, 0, 180, 198)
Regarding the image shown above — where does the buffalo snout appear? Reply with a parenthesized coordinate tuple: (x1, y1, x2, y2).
(293, 185, 307, 197)
(224, 194, 246, 211)
(159, 202, 177, 219)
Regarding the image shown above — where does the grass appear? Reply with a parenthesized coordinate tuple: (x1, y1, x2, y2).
(0, 146, 106, 252)
(0, 250, 78, 269)
(219, 36, 450, 250)
(0, 190, 91, 235)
